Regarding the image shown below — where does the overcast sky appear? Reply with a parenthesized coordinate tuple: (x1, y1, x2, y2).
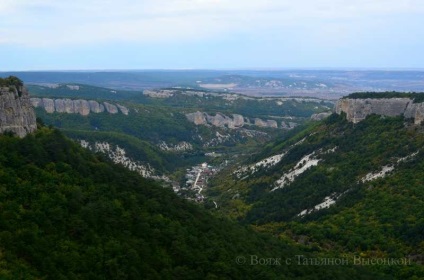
(1, 0, 423, 70)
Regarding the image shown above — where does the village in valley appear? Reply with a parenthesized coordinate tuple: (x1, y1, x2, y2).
(174, 162, 218, 205)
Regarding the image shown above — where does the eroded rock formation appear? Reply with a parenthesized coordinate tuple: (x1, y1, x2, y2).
(186, 111, 282, 129)
(31, 98, 129, 116)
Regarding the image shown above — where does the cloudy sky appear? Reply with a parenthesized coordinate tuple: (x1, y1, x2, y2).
(1, 0, 423, 70)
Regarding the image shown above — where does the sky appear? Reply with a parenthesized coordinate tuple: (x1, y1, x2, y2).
(1, 0, 424, 70)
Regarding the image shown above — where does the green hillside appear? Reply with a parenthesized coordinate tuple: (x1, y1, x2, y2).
(0, 128, 384, 279)
(208, 113, 424, 279)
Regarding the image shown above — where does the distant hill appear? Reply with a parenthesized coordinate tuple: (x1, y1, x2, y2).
(4, 70, 424, 98)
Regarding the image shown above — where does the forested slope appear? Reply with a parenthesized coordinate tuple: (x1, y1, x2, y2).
(209, 113, 424, 279)
(0, 128, 381, 279)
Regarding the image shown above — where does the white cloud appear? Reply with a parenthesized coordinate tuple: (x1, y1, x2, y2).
(1, 0, 423, 47)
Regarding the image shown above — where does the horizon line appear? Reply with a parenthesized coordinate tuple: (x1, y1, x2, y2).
(2, 67, 424, 72)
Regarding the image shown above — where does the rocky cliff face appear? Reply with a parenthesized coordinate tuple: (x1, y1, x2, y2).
(0, 86, 37, 137)
(335, 98, 424, 124)
(254, 118, 278, 128)
(31, 98, 129, 116)
(185, 111, 287, 129)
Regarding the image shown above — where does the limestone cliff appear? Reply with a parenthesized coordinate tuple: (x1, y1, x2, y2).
(335, 98, 424, 124)
(186, 111, 284, 129)
(31, 98, 129, 116)
(254, 118, 278, 128)
(103, 102, 119, 114)
(0, 86, 37, 137)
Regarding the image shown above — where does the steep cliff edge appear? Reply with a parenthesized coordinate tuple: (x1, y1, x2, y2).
(31, 98, 129, 116)
(335, 98, 424, 124)
(0, 86, 37, 137)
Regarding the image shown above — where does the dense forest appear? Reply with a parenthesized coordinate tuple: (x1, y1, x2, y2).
(345, 92, 424, 102)
(0, 127, 384, 279)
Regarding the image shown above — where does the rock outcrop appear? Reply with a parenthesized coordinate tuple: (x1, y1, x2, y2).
(0, 86, 37, 137)
(186, 111, 207, 125)
(103, 102, 119, 114)
(88, 100, 105, 113)
(158, 141, 193, 152)
(232, 114, 245, 127)
(116, 104, 129, 115)
(335, 98, 424, 124)
(143, 90, 175, 98)
(311, 112, 332, 121)
(186, 111, 282, 129)
(42, 98, 55, 113)
(31, 98, 129, 116)
(74, 99, 91, 116)
(280, 121, 298, 129)
(254, 118, 278, 128)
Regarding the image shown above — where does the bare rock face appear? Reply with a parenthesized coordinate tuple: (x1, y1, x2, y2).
(143, 90, 174, 98)
(64, 99, 75, 113)
(30, 98, 127, 116)
(254, 118, 279, 128)
(0, 86, 37, 137)
(103, 102, 118, 114)
(414, 103, 424, 125)
(42, 98, 55, 113)
(404, 102, 424, 125)
(281, 121, 298, 129)
(336, 98, 424, 124)
(74, 100, 91, 116)
(266, 120, 278, 128)
(288, 122, 298, 128)
(88, 100, 104, 113)
(232, 114, 244, 127)
(117, 104, 129, 115)
(54, 99, 66, 113)
(186, 111, 207, 125)
(31, 98, 42, 108)
(311, 112, 332, 121)
(254, 118, 268, 127)
(186, 111, 281, 129)
(207, 113, 229, 127)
